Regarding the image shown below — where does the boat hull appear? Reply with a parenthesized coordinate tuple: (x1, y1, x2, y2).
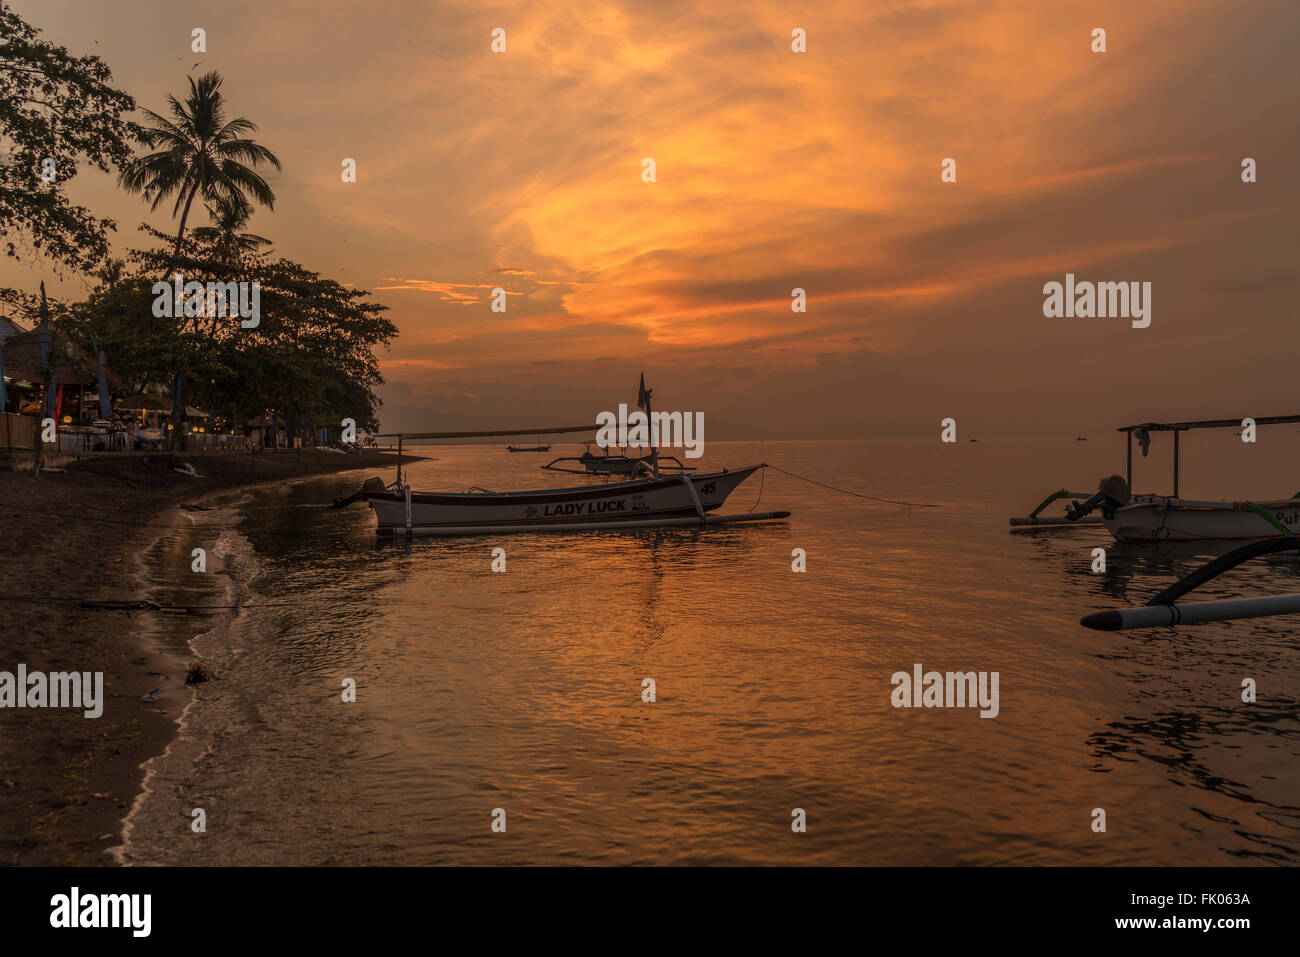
(1105, 498, 1300, 543)
(366, 466, 763, 535)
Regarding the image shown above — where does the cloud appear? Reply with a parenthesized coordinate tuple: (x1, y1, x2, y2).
(7, 0, 1297, 437)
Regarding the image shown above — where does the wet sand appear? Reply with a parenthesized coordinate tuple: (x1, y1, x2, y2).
(0, 448, 410, 865)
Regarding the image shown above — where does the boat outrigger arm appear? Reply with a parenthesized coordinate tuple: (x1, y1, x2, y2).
(375, 423, 598, 487)
(1008, 489, 1105, 527)
(541, 442, 696, 476)
(1081, 536, 1300, 630)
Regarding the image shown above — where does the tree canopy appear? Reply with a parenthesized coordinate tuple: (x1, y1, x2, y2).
(62, 227, 395, 430)
(0, 1, 137, 273)
(0, 6, 398, 437)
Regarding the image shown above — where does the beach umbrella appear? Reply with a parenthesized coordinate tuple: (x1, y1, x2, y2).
(97, 355, 110, 418)
(116, 393, 170, 411)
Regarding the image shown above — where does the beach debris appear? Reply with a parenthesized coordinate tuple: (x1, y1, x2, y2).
(139, 689, 159, 703)
(173, 462, 203, 478)
(185, 659, 213, 685)
(80, 597, 192, 614)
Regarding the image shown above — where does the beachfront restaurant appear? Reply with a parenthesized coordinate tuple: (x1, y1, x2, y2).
(0, 325, 129, 451)
(3, 322, 327, 454)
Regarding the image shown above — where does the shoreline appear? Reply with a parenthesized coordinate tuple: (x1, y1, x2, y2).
(112, 482, 259, 866)
(0, 448, 414, 865)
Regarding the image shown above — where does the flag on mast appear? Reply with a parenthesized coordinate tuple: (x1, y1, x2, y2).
(636, 372, 651, 412)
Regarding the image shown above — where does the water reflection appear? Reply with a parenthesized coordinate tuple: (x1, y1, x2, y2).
(116, 440, 1300, 865)
(1015, 523, 1300, 862)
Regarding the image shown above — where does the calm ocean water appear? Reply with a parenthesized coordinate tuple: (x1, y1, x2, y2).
(117, 437, 1300, 865)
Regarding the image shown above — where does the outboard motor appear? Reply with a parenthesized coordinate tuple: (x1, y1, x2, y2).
(1067, 474, 1131, 521)
(332, 475, 387, 508)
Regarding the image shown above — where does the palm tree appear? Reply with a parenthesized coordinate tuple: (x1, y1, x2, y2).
(119, 71, 281, 270)
(118, 71, 280, 450)
(191, 195, 272, 264)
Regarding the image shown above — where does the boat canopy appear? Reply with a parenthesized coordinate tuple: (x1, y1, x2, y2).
(1116, 413, 1300, 495)
(1117, 414, 1300, 432)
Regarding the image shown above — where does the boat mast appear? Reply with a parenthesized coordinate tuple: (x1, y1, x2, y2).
(638, 372, 659, 475)
(1173, 428, 1180, 497)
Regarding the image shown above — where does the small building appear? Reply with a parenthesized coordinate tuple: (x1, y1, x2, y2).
(0, 325, 126, 419)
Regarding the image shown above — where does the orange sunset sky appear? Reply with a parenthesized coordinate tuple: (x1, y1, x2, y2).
(4, 0, 1297, 437)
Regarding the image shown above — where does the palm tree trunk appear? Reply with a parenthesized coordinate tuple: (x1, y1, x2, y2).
(171, 181, 201, 264)
(166, 181, 204, 329)
(163, 182, 201, 449)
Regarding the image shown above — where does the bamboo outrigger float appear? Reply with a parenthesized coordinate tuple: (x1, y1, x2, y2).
(1081, 537, 1300, 629)
(1012, 414, 1300, 542)
(357, 377, 789, 537)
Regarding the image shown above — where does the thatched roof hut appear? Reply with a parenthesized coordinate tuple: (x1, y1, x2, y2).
(0, 327, 126, 392)
(0, 315, 27, 346)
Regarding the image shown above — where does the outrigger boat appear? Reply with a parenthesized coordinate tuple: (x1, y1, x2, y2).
(353, 379, 789, 537)
(1011, 415, 1300, 543)
(364, 465, 780, 536)
(506, 444, 551, 453)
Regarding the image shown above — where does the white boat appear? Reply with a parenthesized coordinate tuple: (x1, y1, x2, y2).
(1011, 414, 1300, 542)
(1102, 494, 1300, 543)
(363, 376, 789, 537)
(364, 465, 785, 536)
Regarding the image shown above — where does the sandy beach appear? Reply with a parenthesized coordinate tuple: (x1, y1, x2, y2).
(0, 448, 410, 865)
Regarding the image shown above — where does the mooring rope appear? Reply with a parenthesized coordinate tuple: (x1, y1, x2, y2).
(747, 463, 766, 512)
(761, 463, 941, 508)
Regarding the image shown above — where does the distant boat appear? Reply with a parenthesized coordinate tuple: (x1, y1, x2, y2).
(507, 444, 550, 452)
(1076, 436, 1087, 441)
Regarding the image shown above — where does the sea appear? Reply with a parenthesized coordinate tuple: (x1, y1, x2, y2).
(114, 435, 1300, 865)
